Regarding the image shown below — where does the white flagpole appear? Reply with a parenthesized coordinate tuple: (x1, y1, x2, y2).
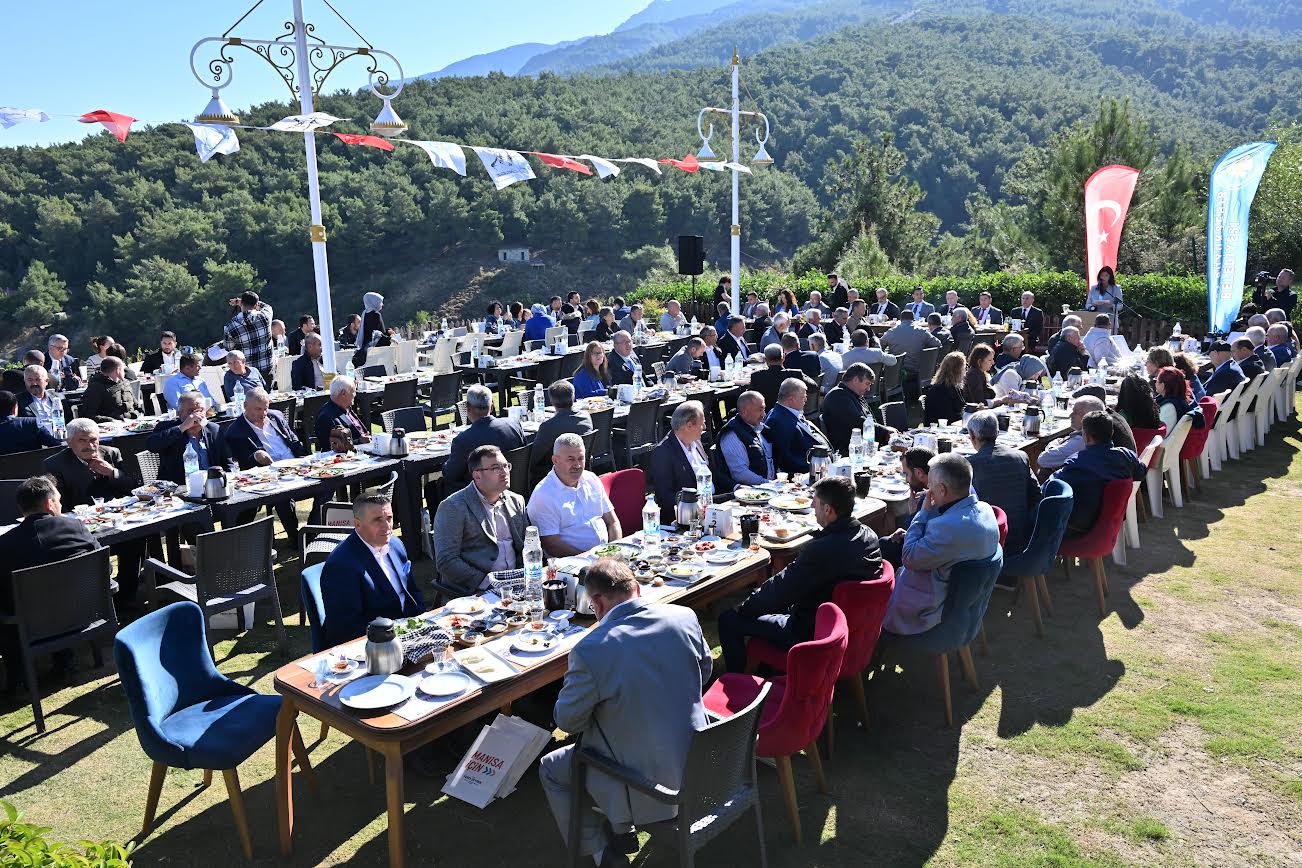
(730, 49, 741, 313)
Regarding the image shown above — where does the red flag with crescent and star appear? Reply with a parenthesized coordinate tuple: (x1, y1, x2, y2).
(1083, 165, 1139, 296)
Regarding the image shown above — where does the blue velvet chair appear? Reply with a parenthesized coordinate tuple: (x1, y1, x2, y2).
(114, 601, 313, 858)
(1000, 478, 1073, 638)
(890, 550, 1004, 727)
(299, 564, 327, 654)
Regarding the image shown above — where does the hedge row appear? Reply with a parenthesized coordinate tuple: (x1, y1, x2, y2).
(628, 269, 1230, 325)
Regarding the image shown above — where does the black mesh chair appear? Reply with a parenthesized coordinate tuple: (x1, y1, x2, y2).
(300, 393, 330, 449)
(0, 446, 62, 481)
(133, 450, 163, 485)
(566, 682, 771, 868)
(362, 364, 387, 380)
(146, 517, 287, 653)
(381, 406, 428, 433)
(505, 444, 532, 497)
(880, 354, 906, 402)
(635, 344, 665, 369)
(881, 401, 908, 431)
(512, 356, 564, 393)
(382, 378, 419, 414)
(3, 547, 117, 732)
(587, 407, 615, 473)
(427, 371, 463, 430)
(0, 479, 21, 525)
(270, 396, 297, 433)
(918, 347, 940, 385)
(559, 350, 584, 379)
(613, 398, 663, 470)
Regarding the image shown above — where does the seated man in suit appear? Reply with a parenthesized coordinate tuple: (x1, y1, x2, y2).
(222, 349, 267, 401)
(146, 391, 229, 484)
(539, 557, 712, 867)
(18, 365, 61, 425)
(718, 475, 882, 671)
(973, 291, 1004, 326)
(871, 287, 900, 320)
(1266, 323, 1296, 366)
(529, 380, 593, 483)
(711, 390, 774, 491)
(664, 337, 706, 377)
(319, 494, 424, 648)
(883, 453, 1000, 635)
(741, 291, 761, 318)
(43, 333, 84, 391)
(967, 410, 1041, 553)
(759, 312, 791, 350)
(0, 389, 60, 455)
(927, 313, 954, 357)
(44, 418, 144, 603)
(1225, 339, 1260, 383)
(650, 401, 709, 523)
(439, 384, 525, 497)
(880, 310, 941, 403)
(715, 315, 752, 362)
(936, 290, 961, 318)
(224, 387, 310, 538)
(797, 308, 826, 349)
(841, 328, 895, 367)
(780, 332, 822, 382)
(1014, 291, 1045, 350)
(291, 334, 326, 392)
(823, 307, 851, 347)
(315, 375, 371, 449)
(607, 331, 649, 387)
(1047, 326, 1091, 379)
(141, 330, 182, 375)
(0, 475, 103, 691)
(747, 345, 819, 410)
(763, 377, 830, 475)
(822, 363, 890, 453)
(1051, 411, 1146, 537)
(906, 286, 935, 320)
(527, 434, 621, 557)
(877, 445, 936, 566)
(433, 444, 529, 596)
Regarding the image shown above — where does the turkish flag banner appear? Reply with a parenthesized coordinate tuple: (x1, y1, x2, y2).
(528, 152, 593, 175)
(658, 153, 700, 173)
(79, 109, 136, 142)
(1083, 165, 1139, 291)
(333, 133, 395, 151)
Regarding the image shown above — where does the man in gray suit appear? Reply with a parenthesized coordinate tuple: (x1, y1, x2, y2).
(906, 286, 936, 319)
(539, 558, 713, 867)
(966, 410, 1040, 553)
(618, 304, 647, 336)
(841, 328, 897, 369)
(664, 337, 705, 376)
(530, 381, 593, 481)
(880, 310, 941, 403)
(432, 444, 529, 595)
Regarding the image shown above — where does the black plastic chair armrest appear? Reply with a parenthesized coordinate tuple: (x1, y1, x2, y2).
(578, 747, 680, 803)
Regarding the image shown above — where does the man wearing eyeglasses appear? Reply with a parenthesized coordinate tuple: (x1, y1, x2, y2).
(433, 444, 530, 596)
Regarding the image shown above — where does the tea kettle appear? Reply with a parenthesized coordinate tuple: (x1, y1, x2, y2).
(807, 445, 832, 482)
(203, 466, 228, 499)
(675, 488, 702, 528)
(388, 427, 409, 457)
(566, 569, 596, 616)
(365, 617, 404, 675)
(1023, 406, 1042, 437)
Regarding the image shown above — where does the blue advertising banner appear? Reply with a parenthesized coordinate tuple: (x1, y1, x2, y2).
(1207, 141, 1276, 334)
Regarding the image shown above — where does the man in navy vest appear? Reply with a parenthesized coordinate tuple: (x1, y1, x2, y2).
(711, 390, 774, 490)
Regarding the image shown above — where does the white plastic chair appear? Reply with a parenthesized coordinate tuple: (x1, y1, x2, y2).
(360, 345, 396, 375)
(490, 329, 524, 358)
(395, 339, 419, 374)
(274, 354, 298, 391)
(1148, 414, 1192, 518)
(1236, 372, 1269, 454)
(1117, 434, 1164, 566)
(199, 364, 227, 402)
(1213, 378, 1248, 467)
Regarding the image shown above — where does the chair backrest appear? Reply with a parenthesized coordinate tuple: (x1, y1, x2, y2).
(300, 393, 330, 448)
(0, 478, 22, 525)
(1060, 479, 1132, 559)
(198, 365, 226, 403)
(321, 501, 355, 527)
(939, 550, 1004, 648)
(1130, 424, 1166, 460)
(880, 401, 907, 430)
(0, 446, 63, 481)
(587, 406, 615, 470)
(270, 396, 297, 433)
(600, 468, 647, 533)
(382, 377, 419, 412)
(428, 370, 463, 416)
(880, 354, 905, 400)
(1159, 413, 1194, 471)
(1138, 434, 1163, 470)
(532, 356, 565, 388)
(362, 364, 387, 380)
(1180, 396, 1218, 459)
(624, 399, 663, 448)
(991, 505, 1008, 547)
(370, 470, 399, 501)
(273, 354, 297, 391)
(761, 602, 848, 757)
(381, 406, 428, 434)
(430, 336, 456, 374)
(395, 339, 419, 374)
(361, 346, 395, 375)
(1010, 477, 1073, 575)
(12, 547, 115, 644)
(193, 517, 275, 604)
(559, 348, 584, 379)
(1215, 377, 1249, 423)
(134, 450, 163, 485)
(918, 346, 940, 383)
(678, 682, 771, 834)
(545, 325, 568, 346)
(636, 344, 665, 369)
(506, 444, 532, 496)
(830, 566, 895, 678)
(300, 564, 327, 652)
(497, 330, 524, 357)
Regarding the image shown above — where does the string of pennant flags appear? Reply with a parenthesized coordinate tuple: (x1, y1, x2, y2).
(0, 106, 754, 190)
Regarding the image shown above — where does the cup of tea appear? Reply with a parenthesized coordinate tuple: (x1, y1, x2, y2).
(542, 579, 568, 612)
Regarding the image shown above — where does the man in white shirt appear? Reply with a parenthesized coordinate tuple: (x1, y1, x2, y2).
(527, 433, 622, 557)
(45, 334, 84, 390)
(1037, 396, 1105, 472)
(699, 325, 723, 371)
(974, 291, 1003, 326)
(18, 365, 61, 426)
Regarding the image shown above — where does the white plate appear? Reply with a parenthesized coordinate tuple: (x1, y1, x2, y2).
(704, 550, 742, 565)
(666, 563, 704, 578)
(511, 631, 558, 653)
(444, 596, 488, 615)
(733, 488, 771, 505)
(338, 674, 416, 710)
(418, 671, 472, 697)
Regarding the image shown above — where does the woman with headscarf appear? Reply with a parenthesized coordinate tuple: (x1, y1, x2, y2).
(352, 291, 394, 368)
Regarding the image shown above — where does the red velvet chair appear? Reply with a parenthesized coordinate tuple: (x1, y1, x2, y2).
(1057, 479, 1132, 617)
(991, 505, 1008, 547)
(745, 565, 895, 751)
(599, 468, 646, 535)
(703, 602, 848, 843)
(1131, 424, 1166, 458)
(1179, 397, 1217, 495)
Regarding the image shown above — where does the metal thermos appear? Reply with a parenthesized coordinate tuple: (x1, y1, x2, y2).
(1023, 406, 1042, 437)
(675, 488, 702, 528)
(202, 467, 228, 499)
(807, 445, 832, 482)
(365, 618, 404, 675)
(388, 428, 409, 457)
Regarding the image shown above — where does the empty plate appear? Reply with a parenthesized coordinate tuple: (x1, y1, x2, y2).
(338, 674, 416, 710)
(418, 671, 472, 698)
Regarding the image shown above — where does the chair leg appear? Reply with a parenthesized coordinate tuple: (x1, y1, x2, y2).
(203, 769, 213, 788)
(822, 711, 835, 762)
(90, 640, 104, 669)
(774, 755, 802, 843)
(957, 645, 980, 689)
(1036, 574, 1053, 617)
(1090, 558, 1108, 618)
(270, 589, 289, 655)
(936, 653, 953, 727)
(222, 768, 254, 860)
(290, 723, 319, 796)
(23, 649, 44, 734)
(366, 746, 377, 785)
(752, 798, 768, 868)
(142, 761, 167, 836)
(805, 739, 828, 794)
(977, 624, 989, 656)
(317, 720, 331, 743)
(848, 672, 871, 730)
(1022, 575, 1044, 638)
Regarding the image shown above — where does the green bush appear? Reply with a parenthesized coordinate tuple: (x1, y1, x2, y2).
(0, 800, 133, 867)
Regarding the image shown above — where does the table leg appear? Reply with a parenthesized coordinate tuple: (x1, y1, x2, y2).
(383, 744, 407, 868)
(276, 698, 297, 857)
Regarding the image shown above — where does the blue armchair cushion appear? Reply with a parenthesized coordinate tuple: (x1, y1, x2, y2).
(300, 563, 326, 653)
(1003, 478, 1074, 578)
(159, 692, 282, 770)
(891, 550, 1003, 655)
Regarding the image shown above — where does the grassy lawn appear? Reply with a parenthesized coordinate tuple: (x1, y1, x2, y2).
(3, 403, 1301, 866)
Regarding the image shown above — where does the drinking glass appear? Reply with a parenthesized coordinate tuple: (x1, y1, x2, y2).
(748, 533, 761, 552)
(309, 657, 331, 690)
(92, 496, 105, 513)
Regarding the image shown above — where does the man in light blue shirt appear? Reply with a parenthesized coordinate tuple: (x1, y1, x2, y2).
(162, 353, 215, 410)
(717, 390, 774, 488)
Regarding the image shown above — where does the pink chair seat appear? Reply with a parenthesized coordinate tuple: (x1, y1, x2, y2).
(1132, 425, 1166, 460)
(1059, 479, 1132, 560)
(599, 468, 646, 535)
(1179, 397, 1217, 460)
(991, 505, 1008, 547)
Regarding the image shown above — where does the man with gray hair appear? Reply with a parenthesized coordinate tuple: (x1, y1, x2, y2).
(146, 390, 228, 485)
(650, 400, 709, 522)
(967, 409, 1040, 552)
(316, 374, 371, 447)
(223, 348, 268, 401)
(44, 333, 83, 390)
(665, 337, 706, 376)
(618, 303, 645, 336)
(18, 364, 60, 424)
(883, 452, 1000, 635)
(1047, 325, 1090, 378)
(441, 383, 524, 493)
(1045, 314, 1083, 358)
(527, 433, 621, 556)
(529, 379, 593, 481)
(660, 299, 688, 334)
(713, 390, 774, 490)
(760, 312, 790, 351)
(764, 377, 830, 474)
(1245, 325, 1278, 371)
(1265, 322, 1297, 366)
(1035, 393, 1135, 471)
(797, 307, 825, 350)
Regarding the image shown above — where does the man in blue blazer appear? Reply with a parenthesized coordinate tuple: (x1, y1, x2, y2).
(222, 387, 310, 539)
(763, 377, 829, 474)
(320, 495, 424, 647)
(0, 390, 60, 456)
(650, 401, 709, 523)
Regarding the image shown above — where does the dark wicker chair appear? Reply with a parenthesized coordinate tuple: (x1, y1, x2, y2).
(918, 346, 940, 385)
(0, 479, 23, 525)
(587, 407, 615, 473)
(427, 371, 463, 430)
(2, 547, 117, 732)
(613, 398, 663, 470)
(381, 406, 428, 434)
(566, 682, 771, 868)
(270, 396, 297, 433)
(299, 393, 330, 449)
(146, 516, 287, 653)
(505, 444, 532, 497)
(880, 354, 906, 402)
(0, 446, 62, 481)
(133, 450, 163, 485)
(881, 401, 908, 431)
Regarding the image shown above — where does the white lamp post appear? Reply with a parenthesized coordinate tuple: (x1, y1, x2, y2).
(696, 49, 772, 313)
(190, 0, 407, 372)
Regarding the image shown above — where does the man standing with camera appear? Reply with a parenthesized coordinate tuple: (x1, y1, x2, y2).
(222, 291, 275, 382)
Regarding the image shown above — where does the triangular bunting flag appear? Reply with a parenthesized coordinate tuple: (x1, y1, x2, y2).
(333, 132, 395, 151)
(697, 160, 753, 174)
(0, 107, 51, 129)
(579, 155, 620, 179)
(183, 123, 240, 162)
(610, 157, 662, 174)
(527, 152, 593, 175)
(79, 109, 136, 142)
(658, 153, 700, 173)
(406, 140, 467, 176)
(262, 112, 344, 132)
(470, 146, 537, 190)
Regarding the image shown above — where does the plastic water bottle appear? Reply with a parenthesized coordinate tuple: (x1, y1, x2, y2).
(1051, 371, 1064, 395)
(642, 495, 661, 556)
(533, 383, 545, 421)
(1042, 389, 1056, 423)
(696, 467, 714, 505)
(1098, 360, 1108, 385)
(344, 359, 355, 382)
(51, 401, 65, 439)
(690, 315, 700, 333)
(233, 381, 246, 410)
(184, 441, 200, 479)
(523, 525, 544, 591)
(440, 317, 449, 333)
(849, 428, 865, 469)
(864, 412, 877, 456)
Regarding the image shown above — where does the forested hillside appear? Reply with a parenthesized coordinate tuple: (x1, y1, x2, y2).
(1, 2, 1299, 353)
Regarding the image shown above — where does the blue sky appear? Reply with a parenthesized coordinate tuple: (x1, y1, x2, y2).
(0, 0, 647, 147)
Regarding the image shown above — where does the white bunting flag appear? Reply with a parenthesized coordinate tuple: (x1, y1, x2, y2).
(471, 146, 536, 190)
(610, 157, 662, 174)
(579, 154, 620, 179)
(183, 123, 240, 163)
(407, 140, 468, 176)
(262, 112, 345, 133)
(0, 107, 51, 128)
(697, 160, 753, 174)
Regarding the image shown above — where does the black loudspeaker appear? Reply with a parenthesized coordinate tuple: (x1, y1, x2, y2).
(677, 235, 705, 276)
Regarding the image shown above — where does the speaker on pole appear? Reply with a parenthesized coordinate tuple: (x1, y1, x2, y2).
(677, 235, 705, 276)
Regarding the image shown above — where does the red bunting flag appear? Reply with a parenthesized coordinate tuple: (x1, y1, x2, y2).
(79, 109, 136, 142)
(333, 132, 395, 151)
(658, 152, 699, 173)
(527, 152, 593, 175)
